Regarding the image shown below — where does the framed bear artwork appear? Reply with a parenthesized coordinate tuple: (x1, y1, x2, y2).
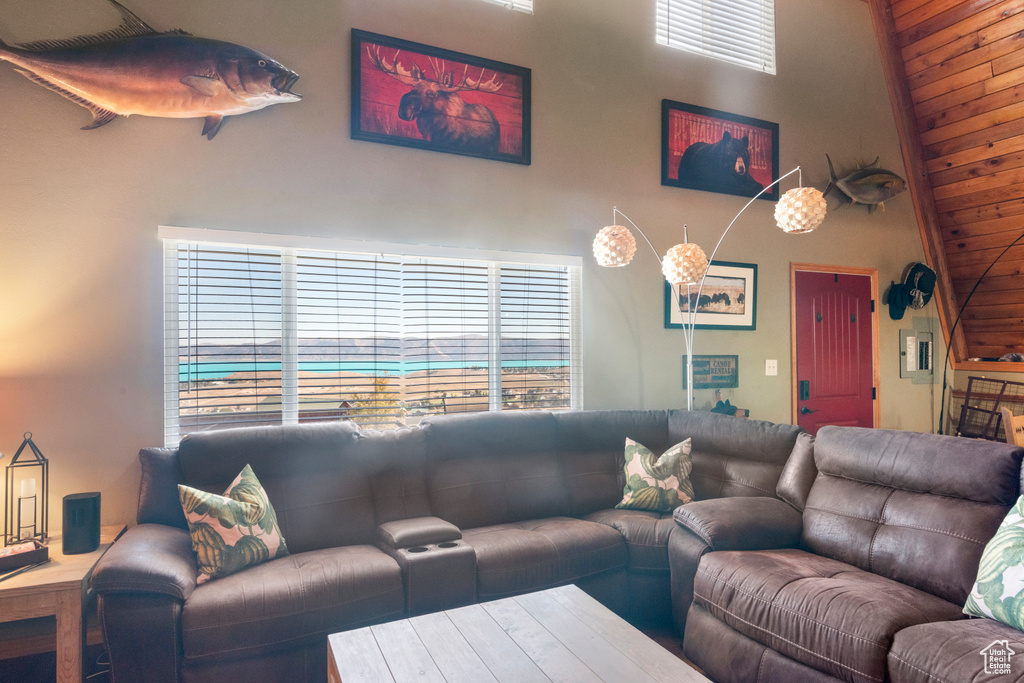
(661, 100, 780, 201)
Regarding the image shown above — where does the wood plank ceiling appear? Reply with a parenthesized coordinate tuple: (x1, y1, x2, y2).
(868, 0, 1024, 368)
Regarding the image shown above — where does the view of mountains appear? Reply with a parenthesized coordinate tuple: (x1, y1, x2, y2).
(180, 336, 570, 363)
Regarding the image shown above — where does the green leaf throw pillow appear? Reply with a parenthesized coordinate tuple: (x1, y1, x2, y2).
(178, 464, 289, 584)
(964, 495, 1024, 628)
(616, 437, 694, 512)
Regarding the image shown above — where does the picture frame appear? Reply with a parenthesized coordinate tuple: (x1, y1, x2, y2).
(351, 29, 531, 165)
(661, 100, 780, 201)
(664, 261, 758, 330)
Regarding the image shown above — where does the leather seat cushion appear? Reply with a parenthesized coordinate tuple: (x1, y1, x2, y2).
(462, 517, 627, 600)
(182, 545, 404, 662)
(889, 618, 1024, 683)
(583, 508, 675, 572)
(693, 549, 964, 683)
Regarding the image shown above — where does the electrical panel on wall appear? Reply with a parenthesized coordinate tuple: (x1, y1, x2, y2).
(900, 318, 939, 384)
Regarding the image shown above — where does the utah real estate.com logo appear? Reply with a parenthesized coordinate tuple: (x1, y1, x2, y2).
(981, 640, 1016, 676)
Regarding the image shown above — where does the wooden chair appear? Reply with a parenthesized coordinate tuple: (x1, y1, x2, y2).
(1000, 407, 1024, 447)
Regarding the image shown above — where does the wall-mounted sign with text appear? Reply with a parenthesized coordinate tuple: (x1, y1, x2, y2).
(682, 355, 739, 390)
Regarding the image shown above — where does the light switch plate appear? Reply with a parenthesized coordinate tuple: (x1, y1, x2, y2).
(765, 359, 778, 376)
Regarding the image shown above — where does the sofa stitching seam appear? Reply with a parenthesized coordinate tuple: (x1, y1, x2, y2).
(867, 490, 896, 573)
(693, 587, 883, 682)
(676, 517, 714, 547)
(888, 650, 956, 683)
(803, 504, 987, 545)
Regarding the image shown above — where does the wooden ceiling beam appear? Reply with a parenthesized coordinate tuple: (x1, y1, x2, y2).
(867, 0, 968, 363)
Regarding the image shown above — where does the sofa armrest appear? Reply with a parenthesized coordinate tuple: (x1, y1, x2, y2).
(376, 516, 462, 550)
(672, 497, 802, 551)
(91, 523, 198, 602)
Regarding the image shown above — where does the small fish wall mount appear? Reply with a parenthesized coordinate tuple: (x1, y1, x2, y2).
(824, 154, 907, 213)
(0, 0, 301, 139)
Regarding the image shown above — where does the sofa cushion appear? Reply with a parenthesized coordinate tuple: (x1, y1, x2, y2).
(616, 438, 694, 512)
(889, 618, 1024, 683)
(181, 545, 404, 662)
(179, 464, 289, 584)
(693, 548, 965, 683)
(584, 508, 675, 572)
(805, 426, 1023, 605)
(461, 517, 627, 600)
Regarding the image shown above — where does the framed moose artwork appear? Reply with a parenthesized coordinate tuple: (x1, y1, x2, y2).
(351, 30, 531, 165)
(661, 100, 779, 201)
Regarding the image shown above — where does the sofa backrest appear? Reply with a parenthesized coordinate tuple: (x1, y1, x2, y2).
(669, 411, 804, 501)
(175, 422, 376, 553)
(421, 411, 568, 529)
(804, 426, 1024, 604)
(138, 410, 806, 555)
(554, 409, 671, 516)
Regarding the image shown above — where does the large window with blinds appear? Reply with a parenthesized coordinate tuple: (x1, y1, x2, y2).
(162, 228, 581, 445)
(656, 0, 776, 75)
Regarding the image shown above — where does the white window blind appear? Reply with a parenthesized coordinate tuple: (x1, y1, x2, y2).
(163, 231, 580, 445)
(479, 0, 533, 14)
(656, 0, 776, 75)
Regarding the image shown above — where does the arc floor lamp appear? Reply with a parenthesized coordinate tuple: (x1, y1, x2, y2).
(592, 167, 827, 411)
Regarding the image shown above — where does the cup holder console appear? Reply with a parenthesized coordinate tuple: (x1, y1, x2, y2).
(395, 540, 476, 615)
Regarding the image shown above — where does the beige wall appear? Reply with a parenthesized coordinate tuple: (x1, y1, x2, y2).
(0, 0, 942, 529)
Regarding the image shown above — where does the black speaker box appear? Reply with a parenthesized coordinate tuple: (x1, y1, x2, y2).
(63, 492, 101, 555)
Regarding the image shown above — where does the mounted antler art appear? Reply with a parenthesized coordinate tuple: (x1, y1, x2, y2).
(366, 44, 505, 153)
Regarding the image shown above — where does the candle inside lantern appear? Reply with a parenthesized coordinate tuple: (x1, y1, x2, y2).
(19, 478, 37, 538)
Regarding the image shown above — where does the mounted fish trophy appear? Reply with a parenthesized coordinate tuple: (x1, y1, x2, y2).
(824, 154, 907, 213)
(0, 0, 301, 139)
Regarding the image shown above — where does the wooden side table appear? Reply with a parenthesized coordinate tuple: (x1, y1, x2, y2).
(0, 525, 125, 682)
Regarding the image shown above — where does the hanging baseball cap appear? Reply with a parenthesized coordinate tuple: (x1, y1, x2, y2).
(887, 280, 910, 320)
(904, 263, 936, 310)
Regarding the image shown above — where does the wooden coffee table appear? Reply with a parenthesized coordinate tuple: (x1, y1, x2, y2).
(328, 584, 708, 682)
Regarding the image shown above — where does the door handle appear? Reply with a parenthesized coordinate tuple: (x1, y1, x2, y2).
(800, 406, 818, 415)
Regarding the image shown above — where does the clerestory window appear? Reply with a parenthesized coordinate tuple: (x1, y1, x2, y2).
(656, 0, 777, 75)
(479, 0, 533, 14)
(161, 228, 580, 446)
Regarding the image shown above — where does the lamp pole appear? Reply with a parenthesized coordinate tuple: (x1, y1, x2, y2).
(613, 167, 806, 410)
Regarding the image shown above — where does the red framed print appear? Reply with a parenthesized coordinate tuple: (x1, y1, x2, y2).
(352, 30, 531, 165)
(662, 100, 779, 200)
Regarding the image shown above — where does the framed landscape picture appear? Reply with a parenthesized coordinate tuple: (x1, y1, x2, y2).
(351, 29, 531, 164)
(662, 100, 779, 200)
(664, 261, 758, 331)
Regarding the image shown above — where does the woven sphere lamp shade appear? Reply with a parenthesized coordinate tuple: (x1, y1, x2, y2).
(775, 187, 827, 234)
(593, 225, 637, 267)
(662, 243, 708, 286)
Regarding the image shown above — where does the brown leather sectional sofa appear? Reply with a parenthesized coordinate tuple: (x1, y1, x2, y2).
(671, 425, 1024, 683)
(90, 409, 803, 683)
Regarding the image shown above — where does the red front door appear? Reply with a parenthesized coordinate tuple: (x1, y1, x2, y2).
(794, 270, 875, 435)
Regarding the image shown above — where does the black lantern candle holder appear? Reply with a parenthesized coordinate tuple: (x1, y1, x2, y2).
(4, 433, 48, 546)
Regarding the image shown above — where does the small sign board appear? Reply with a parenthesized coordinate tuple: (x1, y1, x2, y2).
(683, 355, 739, 390)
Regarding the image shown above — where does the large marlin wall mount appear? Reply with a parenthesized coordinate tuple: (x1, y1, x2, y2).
(0, 0, 301, 139)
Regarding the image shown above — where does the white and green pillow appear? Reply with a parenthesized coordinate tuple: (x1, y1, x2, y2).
(616, 437, 694, 512)
(178, 464, 289, 584)
(964, 495, 1024, 627)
